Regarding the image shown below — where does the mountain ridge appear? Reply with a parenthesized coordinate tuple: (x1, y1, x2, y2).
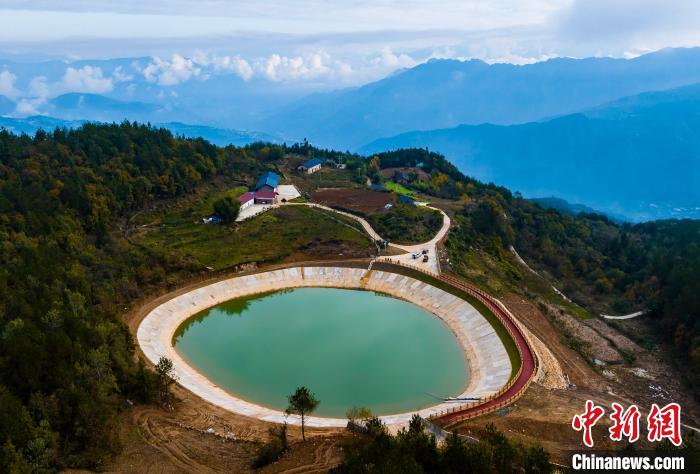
(359, 82, 700, 220)
(0, 115, 281, 147)
(260, 47, 700, 149)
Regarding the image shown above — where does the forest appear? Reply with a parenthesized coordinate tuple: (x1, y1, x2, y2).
(367, 204, 443, 245)
(0, 125, 698, 470)
(373, 149, 700, 395)
(0, 123, 267, 469)
(334, 416, 552, 473)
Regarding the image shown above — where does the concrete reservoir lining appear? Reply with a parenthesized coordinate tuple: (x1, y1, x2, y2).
(137, 266, 512, 427)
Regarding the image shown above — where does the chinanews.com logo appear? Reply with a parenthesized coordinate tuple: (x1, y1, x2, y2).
(568, 400, 694, 472)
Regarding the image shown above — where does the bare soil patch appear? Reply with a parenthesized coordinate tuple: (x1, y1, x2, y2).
(584, 318, 642, 355)
(109, 397, 345, 473)
(553, 309, 624, 364)
(310, 188, 393, 214)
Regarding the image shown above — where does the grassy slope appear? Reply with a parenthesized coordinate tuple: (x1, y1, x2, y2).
(135, 187, 373, 270)
(445, 239, 594, 320)
(383, 181, 416, 196)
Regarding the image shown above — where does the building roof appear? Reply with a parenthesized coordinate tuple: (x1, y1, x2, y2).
(301, 157, 323, 168)
(254, 191, 277, 199)
(255, 171, 280, 190)
(238, 192, 256, 204)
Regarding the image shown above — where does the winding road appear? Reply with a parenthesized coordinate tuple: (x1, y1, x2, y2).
(291, 202, 450, 273)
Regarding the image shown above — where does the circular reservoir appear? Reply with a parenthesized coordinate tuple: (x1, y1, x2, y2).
(174, 287, 469, 418)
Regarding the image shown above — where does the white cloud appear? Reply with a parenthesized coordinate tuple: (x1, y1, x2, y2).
(211, 55, 254, 80)
(0, 70, 20, 99)
(14, 99, 44, 116)
(0, 2, 563, 36)
(370, 49, 417, 69)
(256, 51, 353, 82)
(28, 76, 50, 98)
(62, 65, 114, 93)
(141, 54, 201, 85)
(112, 66, 133, 82)
(1, 0, 699, 80)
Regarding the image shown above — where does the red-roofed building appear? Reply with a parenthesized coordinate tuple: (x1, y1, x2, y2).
(238, 192, 256, 210)
(254, 191, 277, 205)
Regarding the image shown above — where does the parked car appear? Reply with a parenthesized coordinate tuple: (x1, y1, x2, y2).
(412, 252, 421, 259)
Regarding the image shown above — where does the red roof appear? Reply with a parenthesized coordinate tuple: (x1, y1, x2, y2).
(238, 192, 255, 203)
(255, 192, 277, 199)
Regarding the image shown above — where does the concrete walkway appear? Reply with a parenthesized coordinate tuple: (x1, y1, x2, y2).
(288, 202, 383, 241)
(601, 311, 647, 320)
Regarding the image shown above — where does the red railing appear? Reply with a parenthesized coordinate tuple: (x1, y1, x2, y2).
(376, 260, 538, 425)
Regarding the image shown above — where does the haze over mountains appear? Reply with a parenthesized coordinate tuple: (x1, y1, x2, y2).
(360, 83, 700, 220)
(1, 48, 700, 220)
(0, 115, 280, 148)
(264, 48, 700, 149)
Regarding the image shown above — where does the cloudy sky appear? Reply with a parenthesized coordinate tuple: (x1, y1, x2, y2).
(1, 0, 699, 103)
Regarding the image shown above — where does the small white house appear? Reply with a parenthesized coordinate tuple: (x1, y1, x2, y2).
(298, 157, 322, 174)
(238, 192, 256, 210)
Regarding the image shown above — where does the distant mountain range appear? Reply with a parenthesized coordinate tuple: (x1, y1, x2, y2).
(360, 83, 700, 220)
(0, 115, 280, 147)
(261, 48, 700, 149)
(45, 93, 169, 123)
(2, 48, 700, 220)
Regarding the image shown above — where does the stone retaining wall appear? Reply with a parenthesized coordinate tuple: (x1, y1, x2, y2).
(137, 267, 512, 427)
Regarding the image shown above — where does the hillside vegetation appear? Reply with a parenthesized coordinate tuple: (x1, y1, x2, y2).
(367, 204, 442, 245)
(372, 149, 700, 394)
(0, 125, 364, 470)
(137, 203, 373, 268)
(0, 124, 698, 470)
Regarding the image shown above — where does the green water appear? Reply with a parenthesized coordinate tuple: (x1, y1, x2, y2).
(174, 287, 469, 417)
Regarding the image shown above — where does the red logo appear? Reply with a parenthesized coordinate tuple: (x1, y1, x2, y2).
(572, 401, 683, 448)
(572, 400, 606, 447)
(647, 403, 682, 446)
(609, 402, 640, 443)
